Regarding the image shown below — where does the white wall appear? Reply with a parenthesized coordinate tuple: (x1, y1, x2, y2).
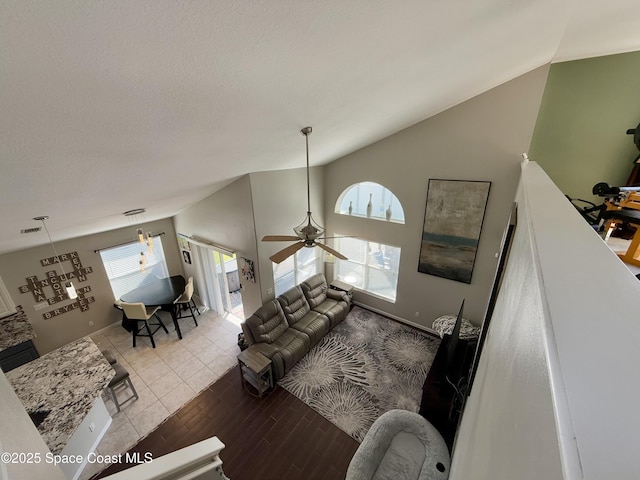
(451, 161, 640, 479)
(450, 163, 563, 479)
(324, 65, 550, 328)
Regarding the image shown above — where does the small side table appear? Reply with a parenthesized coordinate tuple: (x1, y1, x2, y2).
(237, 346, 273, 397)
(330, 279, 354, 308)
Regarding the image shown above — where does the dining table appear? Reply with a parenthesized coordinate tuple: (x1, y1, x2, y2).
(120, 275, 187, 339)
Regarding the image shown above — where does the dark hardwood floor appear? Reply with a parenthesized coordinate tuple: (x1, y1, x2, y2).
(95, 366, 359, 480)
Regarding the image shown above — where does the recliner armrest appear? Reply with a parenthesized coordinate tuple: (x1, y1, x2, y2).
(327, 288, 349, 304)
(250, 342, 279, 359)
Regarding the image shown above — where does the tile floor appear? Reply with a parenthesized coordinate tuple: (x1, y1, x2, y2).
(81, 306, 242, 479)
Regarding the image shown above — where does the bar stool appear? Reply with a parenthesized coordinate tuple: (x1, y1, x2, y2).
(101, 349, 117, 366)
(107, 363, 139, 412)
(120, 301, 169, 348)
(174, 277, 199, 327)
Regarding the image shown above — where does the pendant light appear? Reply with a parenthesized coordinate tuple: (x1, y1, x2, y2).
(124, 208, 154, 271)
(33, 216, 78, 300)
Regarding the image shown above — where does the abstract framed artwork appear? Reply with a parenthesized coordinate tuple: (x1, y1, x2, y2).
(240, 257, 255, 283)
(418, 179, 491, 283)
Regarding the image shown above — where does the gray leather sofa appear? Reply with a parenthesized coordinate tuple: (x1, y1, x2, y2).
(241, 273, 351, 381)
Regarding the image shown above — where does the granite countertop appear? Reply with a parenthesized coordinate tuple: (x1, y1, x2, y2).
(6, 337, 114, 454)
(0, 306, 36, 351)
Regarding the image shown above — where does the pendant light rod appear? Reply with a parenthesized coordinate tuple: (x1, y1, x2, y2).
(33, 216, 78, 299)
(34, 216, 63, 274)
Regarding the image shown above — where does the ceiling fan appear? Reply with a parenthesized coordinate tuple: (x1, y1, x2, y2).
(262, 127, 348, 264)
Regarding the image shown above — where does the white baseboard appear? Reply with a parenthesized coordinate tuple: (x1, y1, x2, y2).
(352, 301, 440, 337)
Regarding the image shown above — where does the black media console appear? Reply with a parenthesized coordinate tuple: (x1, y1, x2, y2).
(419, 334, 476, 451)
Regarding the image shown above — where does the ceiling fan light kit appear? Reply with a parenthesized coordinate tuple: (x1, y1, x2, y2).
(262, 127, 348, 264)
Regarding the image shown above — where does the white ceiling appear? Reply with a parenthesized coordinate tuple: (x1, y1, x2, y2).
(1, 0, 639, 254)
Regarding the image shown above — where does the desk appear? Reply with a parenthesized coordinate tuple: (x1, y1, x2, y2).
(120, 275, 186, 339)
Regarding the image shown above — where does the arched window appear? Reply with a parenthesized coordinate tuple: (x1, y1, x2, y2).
(335, 182, 405, 223)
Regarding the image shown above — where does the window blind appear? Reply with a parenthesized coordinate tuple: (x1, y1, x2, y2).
(100, 236, 169, 299)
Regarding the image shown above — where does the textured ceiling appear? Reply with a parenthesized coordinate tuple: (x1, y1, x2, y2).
(1, 0, 639, 254)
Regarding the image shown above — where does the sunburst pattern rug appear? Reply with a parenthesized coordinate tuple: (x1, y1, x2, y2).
(278, 306, 440, 442)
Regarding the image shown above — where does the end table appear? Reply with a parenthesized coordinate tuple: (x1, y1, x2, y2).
(237, 346, 273, 397)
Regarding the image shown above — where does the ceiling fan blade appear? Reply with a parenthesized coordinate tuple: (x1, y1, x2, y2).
(262, 235, 301, 242)
(317, 235, 356, 240)
(316, 242, 348, 260)
(270, 242, 305, 264)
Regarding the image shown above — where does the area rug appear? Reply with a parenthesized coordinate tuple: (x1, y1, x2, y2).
(278, 306, 440, 442)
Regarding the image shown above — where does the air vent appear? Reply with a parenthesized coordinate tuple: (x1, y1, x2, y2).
(21, 227, 42, 234)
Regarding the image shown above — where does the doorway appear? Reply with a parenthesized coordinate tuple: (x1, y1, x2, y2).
(212, 251, 244, 318)
(190, 243, 244, 319)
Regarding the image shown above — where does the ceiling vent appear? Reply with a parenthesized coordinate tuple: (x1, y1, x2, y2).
(21, 227, 42, 234)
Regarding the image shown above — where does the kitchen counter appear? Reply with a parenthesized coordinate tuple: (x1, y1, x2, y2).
(6, 336, 114, 454)
(0, 305, 36, 351)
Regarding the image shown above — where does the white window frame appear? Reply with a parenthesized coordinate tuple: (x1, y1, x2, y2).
(99, 236, 169, 300)
(335, 236, 401, 302)
(272, 247, 321, 297)
(335, 181, 405, 223)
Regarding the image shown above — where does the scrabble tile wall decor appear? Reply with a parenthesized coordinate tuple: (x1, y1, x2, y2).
(19, 251, 95, 319)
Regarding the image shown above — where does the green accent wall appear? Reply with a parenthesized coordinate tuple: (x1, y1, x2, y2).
(529, 50, 640, 203)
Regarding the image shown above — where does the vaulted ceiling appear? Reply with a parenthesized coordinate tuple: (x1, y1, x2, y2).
(1, 0, 639, 254)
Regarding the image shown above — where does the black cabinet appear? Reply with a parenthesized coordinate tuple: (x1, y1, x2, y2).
(0, 340, 39, 373)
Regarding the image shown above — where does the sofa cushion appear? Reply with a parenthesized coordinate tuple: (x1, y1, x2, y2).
(300, 273, 328, 308)
(310, 297, 349, 329)
(375, 432, 426, 480)
(278, 285, 330, 346)
(289, 311, 330, 347)
(244, 299, 289, 344)
(251, 328, 311, 381)
(277, 286, 312, 325)
(302, 274, 350, 328)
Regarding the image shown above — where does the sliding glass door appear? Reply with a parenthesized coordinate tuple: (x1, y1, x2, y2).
(190, 243, 243, 317)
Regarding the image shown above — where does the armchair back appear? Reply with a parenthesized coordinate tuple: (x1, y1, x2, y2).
(300, 273, 328, 308)
(277, 286, 311, 326)
(244, 299, 288, 345)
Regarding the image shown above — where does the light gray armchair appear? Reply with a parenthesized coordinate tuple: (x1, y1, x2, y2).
(346, 409, 450, 480)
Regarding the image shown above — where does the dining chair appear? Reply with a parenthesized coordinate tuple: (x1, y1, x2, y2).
(174, 276, 199, 328)
(186, 276, 201, 315)
(120, 301, 169, 348)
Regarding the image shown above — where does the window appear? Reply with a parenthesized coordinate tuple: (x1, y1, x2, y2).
(273, 247, 320, 297)
(335, 237, 401, 302)
(99, 236, 169, 299)
(335, 182, 405, 223)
